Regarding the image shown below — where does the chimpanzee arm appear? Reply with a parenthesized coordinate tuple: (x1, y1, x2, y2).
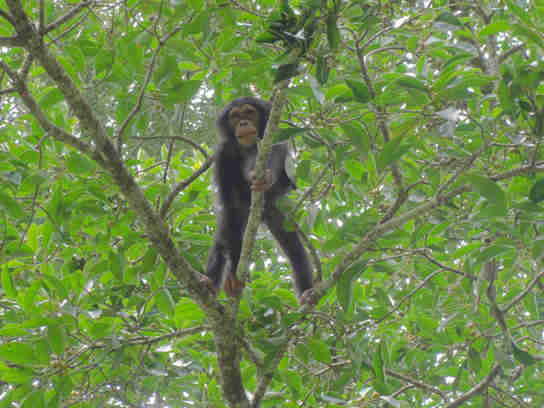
(263, 204, 313, 300)
(263, 143, 295, 203)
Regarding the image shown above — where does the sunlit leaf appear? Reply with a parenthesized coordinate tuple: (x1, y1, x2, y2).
(1, 266, 16, 299)
(466, 175, 507, 215)
(345, 79, 371, 103)
(308, 338, 332, 364)
(396, 76, 428, 93)
(479, 21, 511, 37)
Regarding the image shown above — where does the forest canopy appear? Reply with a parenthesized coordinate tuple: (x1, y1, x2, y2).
(0, 0, 543, 407)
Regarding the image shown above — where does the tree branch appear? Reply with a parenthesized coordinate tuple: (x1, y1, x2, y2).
(0, 8, 15, 25)
(116, 25, 183, 152)
(42, 0, 94, 34)
(4, 0, 220, 315)
(312, 163, 544, 302)
(0, 36, 24, 46)
(0, 59, 105, 166)
(502, 269, 544, 314)
(160, 153, 215, 219)
(251, 340, 289, 408)
(445, 363, 501, 408)
(235, 81, 289, 290)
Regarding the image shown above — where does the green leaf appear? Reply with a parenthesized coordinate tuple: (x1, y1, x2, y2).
(47, 324, 65, 355)
(274, 63, 299, 83)
(274, 127, 306, 142)
(512, 342, 536, 365)
(468, 347, 482, 373)
(479, 21, 511, 37)
(316, 56, 330, 85)
(475, 245, 513, 265)
(0, 190, 24, 219)
(175, 298, 204, 326)
(376, 138, 413, 171)
(188, 0, 204, 10)
(1, 266, 16, 299)
(256, 31, 280, 43)
(22, 389, 45, 408)
(506, 0, 533, 26)
(325, 83, 351, 100)
(529, 179, 544, 202)
(308, 338, 331, 364)
(460, 73, 496, 88)
(373, 340, 389, 394)
(178, 61, 201, 71)
(396, 76, 428, 93)
(109, 251, 125, 281)
(436, 12, 463, 26)
(183, 12, 210, 35)
(326, 12, 341, 50)
(0, 363, 33, 384)
(39, 88, 64, 109)
(531, 238, 544, 261)
(41, 273, 69, 300)
(341, 122, 370, 158)
(166, 80, 202, 105)
(0, 343, 37, 365)
(337, 260, 367, 312)
(345, 80, 371, 103)
(65, 151, 95, 175)
(512, 24, 544, 49)
(442, 54, 474, 72)
(155, 289, 175, 316)
(466, 175, 507, 214)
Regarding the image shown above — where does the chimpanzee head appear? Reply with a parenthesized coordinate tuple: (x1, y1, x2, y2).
(217, 97, 271, 147)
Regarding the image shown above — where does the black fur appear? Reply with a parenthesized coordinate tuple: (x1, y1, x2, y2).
(205, 97, 313, 299)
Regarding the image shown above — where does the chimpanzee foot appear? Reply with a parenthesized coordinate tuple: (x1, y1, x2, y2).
(298, 288, 316, 306)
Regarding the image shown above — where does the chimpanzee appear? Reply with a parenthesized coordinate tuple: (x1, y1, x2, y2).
(201, 97, 314, 304)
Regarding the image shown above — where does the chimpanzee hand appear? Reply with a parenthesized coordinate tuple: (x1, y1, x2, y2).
(249, 169, 274, 192)
(223, 273, 244, 297)
(199, 274, 219, 295)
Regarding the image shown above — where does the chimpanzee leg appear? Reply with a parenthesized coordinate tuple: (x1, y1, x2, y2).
(263, 205, 313, 299)
(205, 208, 248, 297)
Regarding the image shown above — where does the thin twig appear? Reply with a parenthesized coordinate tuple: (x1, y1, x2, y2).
(0, 60, 105, 166)
(134, 136, 210, 159)
(502, 269, 544, 314)
(0, 8, 15, 25)
(116, 25, 183, 152)
(43, 1, 94, 34)
(445, 363, 501, 408)
(160, 153, 215, 219)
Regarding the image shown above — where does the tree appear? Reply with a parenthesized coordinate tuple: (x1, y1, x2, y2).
(0, 0, 543, 407)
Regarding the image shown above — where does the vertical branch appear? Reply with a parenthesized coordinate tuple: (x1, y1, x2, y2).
(235, 80, 290, 291)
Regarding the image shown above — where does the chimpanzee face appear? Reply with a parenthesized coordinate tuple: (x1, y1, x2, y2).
(228, 104, 260, 147)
